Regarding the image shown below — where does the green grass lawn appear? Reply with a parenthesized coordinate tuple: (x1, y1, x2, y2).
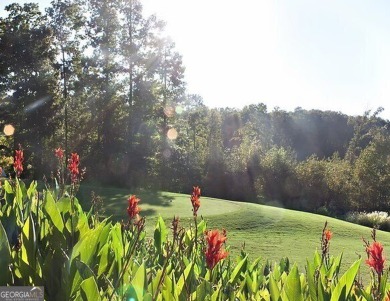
(77, 184, 390, 282)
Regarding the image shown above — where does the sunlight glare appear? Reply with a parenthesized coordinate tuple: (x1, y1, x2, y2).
(163, 148, 171, 159)
(24, 96, 50, 113)
(175, 105, 183, 114)
(163, 106, 175, 118)
(167, 128, 178, 140)
(3, 124, 15, 136)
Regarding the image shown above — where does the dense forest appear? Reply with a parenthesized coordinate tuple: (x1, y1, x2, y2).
(1, 0, 390, 215)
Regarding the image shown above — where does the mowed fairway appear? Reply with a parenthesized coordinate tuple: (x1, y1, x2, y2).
(78, 184, 390, 278)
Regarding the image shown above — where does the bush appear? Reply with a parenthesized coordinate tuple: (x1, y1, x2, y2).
(346, 211, 390, 231)
(316, 206, 332, 217)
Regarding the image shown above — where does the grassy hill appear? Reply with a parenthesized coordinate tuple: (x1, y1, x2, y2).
(78, 184, 390, 278)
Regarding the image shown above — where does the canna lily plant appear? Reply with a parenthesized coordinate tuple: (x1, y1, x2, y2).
(1, 146, 390, 300)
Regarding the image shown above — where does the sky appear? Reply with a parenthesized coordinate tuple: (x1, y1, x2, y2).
(2, 0, 390, 120)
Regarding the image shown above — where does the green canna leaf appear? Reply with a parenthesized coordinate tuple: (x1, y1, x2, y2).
(127, 262, 146, 301)
(80, 276, 101, 301)
(283, 264, 303, 301)
(27, 180, 37, 200)
(43, 190, 64, 232)
(0, 221, 11, 285)
(380, 269, 388, 299)
(330, 258, 361, 301)
(97, 243, 109, 277)
(177, 262, 194, 298)
(269, 274, 280, 301)
(229, 255, 248, 285)
(21, 214, 37, 273)
(306, 259, 318, 301)
(154, 215, 167, 254)
(196, 280, 212, 301)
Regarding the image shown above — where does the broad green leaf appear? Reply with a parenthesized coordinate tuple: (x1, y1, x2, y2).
(71, 223, 104, 263)
(27, 180, 37, 200)
(380, 269, 388, 298)
(184, 229, 193, 246)
(251, 270, 259, 294)
(143, 293, 153, 301)
(149, 269, 163, 297)
(43, 190, 64, 232)
(272, 262, 281, 281)
(57, 197, 72, 213)
(128, 263, 146, 301)
(80, 276, 101, 301)
(249, 256, 263, 272)
(3, 180, 13, 194)
(110, 223, 124, 275)
(96, 222, 111, 249)
(196, 280, 212, 301)
(245, 272, 253, 294)
(306, 259, 318, 301)
(314, 250, 322, 267)
(196, 219, 206, 234)
(326, 253, 343, 281)
(210, 284, 221, 301)
(0, 221, 11, 285)
(159, 277, 174, 301)
(330, 259, 361, 301)
(269, 274, 280, 301)
(75, 259, 96, 280)
(76, 210, 90, 239)
(21, 214, 37, 270)
(317, 275, 329, 301)
(284, 264, 303, 301)
(41, 251, 65, 300)
(162, 271, 176, 301)
(279, 257, 289, 273)
(97, 243, 109, 277)
(259, 288, 271, 301)
(358, 288, 373, 301)
(177, 262, 194, 297)
(229, 255, 248, 285)
(154, 215, 167, 254)
(70, 224, 105, 295)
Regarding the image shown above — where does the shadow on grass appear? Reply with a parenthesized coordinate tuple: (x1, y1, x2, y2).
(76, 184, 174, 221)
(102, 208, 157, 221)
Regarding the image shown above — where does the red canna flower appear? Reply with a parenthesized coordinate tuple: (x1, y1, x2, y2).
(324, 229, 332, 241)
(67, 153, 80, 184)
(205, 229, 228, 270)
(14, 147, 24, 177)
(321, 223, 333, 261)
(193, 186, 201, 197)
(366, 241, 385, 275)
(55, 147, 64, 160)
(191, 186, 201, 217)
(127, 195, 141, 219)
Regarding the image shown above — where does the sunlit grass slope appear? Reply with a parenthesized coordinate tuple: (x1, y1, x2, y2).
(78, 184, 390, 276)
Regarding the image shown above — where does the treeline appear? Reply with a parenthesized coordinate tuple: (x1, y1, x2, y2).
(164, 105, 390, 215)
(1, 1, 390, 214)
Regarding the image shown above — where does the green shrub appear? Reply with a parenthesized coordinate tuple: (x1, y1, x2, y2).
(346, 211, 390, 231)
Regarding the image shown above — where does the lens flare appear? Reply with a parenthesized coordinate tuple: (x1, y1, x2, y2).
(24, 96, 50, 113)
(175, 105, 183, 114)
(167, 128, 178, 140)
(163, 149, 171, 159)
(164, 106, 175, 118)
(3, 124, 15, 136)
